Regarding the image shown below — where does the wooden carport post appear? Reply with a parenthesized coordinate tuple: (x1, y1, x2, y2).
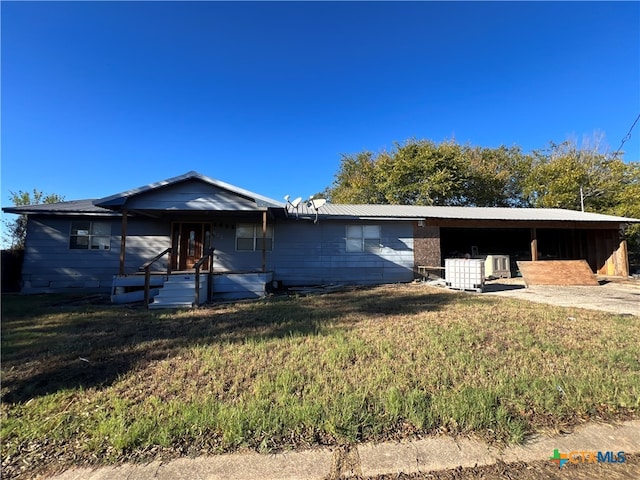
(618, 239, 629, 277)
(119, 209, 128, 275)
(530, 227, 538, 261)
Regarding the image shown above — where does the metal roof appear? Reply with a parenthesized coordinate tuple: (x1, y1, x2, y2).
(3, 172, 638, 225)
(4, 199, 638, 224)
(290, 203, 640, 223)
(2, 199, 116, 216)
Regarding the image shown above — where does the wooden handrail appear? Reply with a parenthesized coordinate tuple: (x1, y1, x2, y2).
(140, 247, 173, 272)
(194, 248, 215, 306)
(143, 247, 172, 307)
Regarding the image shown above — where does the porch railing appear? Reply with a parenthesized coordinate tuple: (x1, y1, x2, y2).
(194, 248, 215, 306)
(141, 247, 172, 307)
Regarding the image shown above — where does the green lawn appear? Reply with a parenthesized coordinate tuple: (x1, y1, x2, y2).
(1, 285, 639, 479)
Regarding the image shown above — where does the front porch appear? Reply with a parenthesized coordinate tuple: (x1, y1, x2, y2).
(111, 270, 274, 308)
(91, 171, 282, 307)
(111, 219, 275, 307)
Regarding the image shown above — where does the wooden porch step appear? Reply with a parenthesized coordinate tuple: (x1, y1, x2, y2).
(148, 273, 208, 309)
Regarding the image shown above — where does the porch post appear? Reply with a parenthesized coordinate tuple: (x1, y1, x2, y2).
(261, 211, 267, 273)
(119, 209, 128, 275)
(530, 227, 538, 261)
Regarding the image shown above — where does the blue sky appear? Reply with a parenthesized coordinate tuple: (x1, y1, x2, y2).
(2, 1, 639, 214)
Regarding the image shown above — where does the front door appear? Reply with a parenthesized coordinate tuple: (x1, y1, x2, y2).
(171, 223, 212, 271)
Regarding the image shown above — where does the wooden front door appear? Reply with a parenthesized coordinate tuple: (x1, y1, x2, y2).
(172, 223, 212, 271)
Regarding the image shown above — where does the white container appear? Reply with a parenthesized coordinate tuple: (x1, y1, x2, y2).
(484, 255, 511, 278)
(445, 258, 485, 292)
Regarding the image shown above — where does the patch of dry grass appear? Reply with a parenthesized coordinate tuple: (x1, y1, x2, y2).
(1, 285, 638, 479)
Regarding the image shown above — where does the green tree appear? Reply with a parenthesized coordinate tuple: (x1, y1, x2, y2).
(3, 189, 65, 250)
(523, 139, 640, 258)
(464, 145, 532, 207)
(606, 161, 640, 255)
(523, 140, 631, 211)
(327, 139, 530, 207)
(328, 140, 469, 205)
(328, 151, 386, 204)
(377, 140, 468, 205)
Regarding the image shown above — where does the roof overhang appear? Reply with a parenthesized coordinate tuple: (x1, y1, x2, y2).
(2, 199, 118, 216)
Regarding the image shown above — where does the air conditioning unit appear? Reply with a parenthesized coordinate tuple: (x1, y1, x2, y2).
(484, 255, 511, 278)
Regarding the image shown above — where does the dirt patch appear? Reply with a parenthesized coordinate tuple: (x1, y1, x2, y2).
(484, 277, 640, 316)
(360, 454, 639, 480)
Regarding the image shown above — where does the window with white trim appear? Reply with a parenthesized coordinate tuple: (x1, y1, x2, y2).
(346, 225, 381, 252)
(69, 221, 111, 250)
(236, 224, 273, 251)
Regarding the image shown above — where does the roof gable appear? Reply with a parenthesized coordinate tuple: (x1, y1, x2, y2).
(94, 171, 284, 211)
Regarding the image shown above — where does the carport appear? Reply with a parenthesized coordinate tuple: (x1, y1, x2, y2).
(439, 225, 626, 276)
(415, 209, 635, 278)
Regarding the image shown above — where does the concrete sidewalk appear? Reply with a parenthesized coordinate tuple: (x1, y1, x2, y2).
(49, 420, 640, 480)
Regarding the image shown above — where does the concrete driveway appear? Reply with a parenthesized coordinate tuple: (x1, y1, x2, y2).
(483, 278, 640, 316)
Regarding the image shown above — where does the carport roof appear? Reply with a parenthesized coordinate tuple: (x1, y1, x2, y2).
(292, 204, 640, 223)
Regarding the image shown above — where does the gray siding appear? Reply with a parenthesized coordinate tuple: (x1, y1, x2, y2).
(19, 215, 415, 294)
(211, 221, 267, 272)
(124, 219, 172, 272)
(21, 216, 170, 293)
(209, 219, 415, 286)
(270, 220, 414, 286)
(125, 182, 259, 211)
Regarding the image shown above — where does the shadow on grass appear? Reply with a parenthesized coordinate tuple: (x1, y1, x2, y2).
(483, 283, 526, 293)
(1, 286, 462, 403)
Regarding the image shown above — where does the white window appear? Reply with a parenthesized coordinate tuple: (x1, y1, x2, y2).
(236, 224, 273, 251)
(346, 225, 380, 252)
(70, 221, 111, 250)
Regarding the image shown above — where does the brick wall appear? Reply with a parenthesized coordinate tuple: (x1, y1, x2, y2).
(413, 223, 441, 271)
